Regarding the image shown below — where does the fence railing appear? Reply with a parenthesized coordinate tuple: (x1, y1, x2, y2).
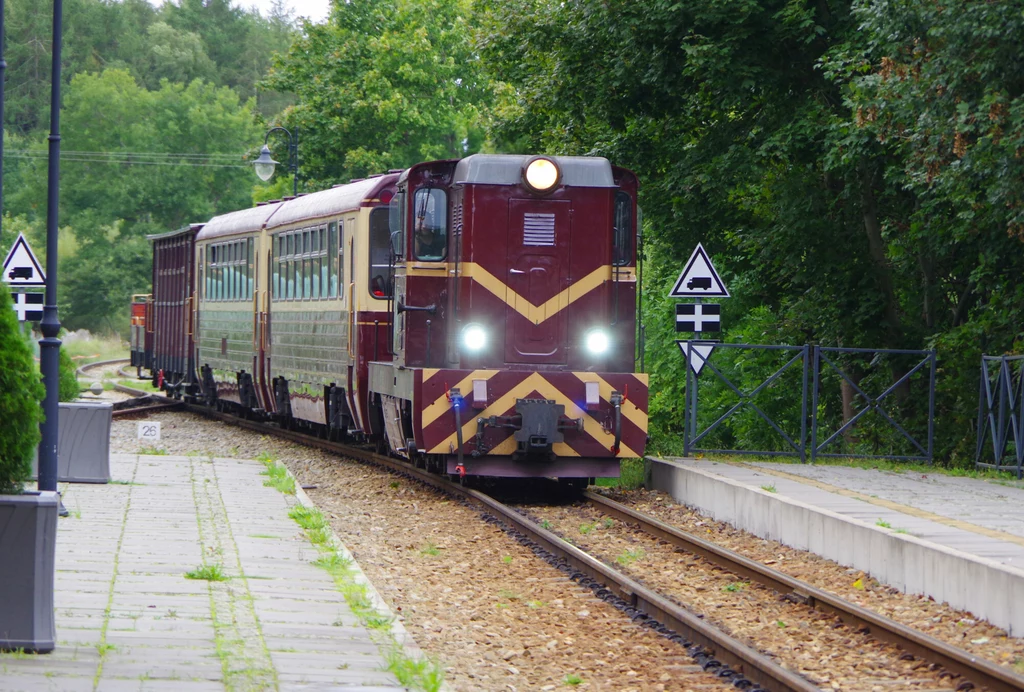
(682, 343, 936, 464)
(683, 343, 810, 461)
(976, 355, 1024, 479)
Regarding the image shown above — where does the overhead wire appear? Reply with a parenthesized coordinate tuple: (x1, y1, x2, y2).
(4, 149, 251, 168)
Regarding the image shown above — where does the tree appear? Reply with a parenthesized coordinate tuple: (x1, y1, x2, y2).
(263, 0, 492, 186)
(476, 0, 1024, 463)
(0, 282, 45, 493)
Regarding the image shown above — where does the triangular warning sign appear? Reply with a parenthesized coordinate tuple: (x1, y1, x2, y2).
(676, 341, 715, 376)
(669, 243, 729, 298)
(2, 233, 46, 286)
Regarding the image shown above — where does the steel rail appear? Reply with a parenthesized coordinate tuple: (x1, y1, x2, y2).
(585, 491, 1024, 692)
(190, 405, 818, 692)
(77, 358, 183, 416)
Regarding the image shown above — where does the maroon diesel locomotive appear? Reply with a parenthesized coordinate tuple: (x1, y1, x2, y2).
(132, 154, 648, 480)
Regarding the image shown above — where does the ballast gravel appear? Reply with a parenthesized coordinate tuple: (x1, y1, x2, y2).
(596, 487, 1024, 677)
(109, 410, 1024, 689)
(524, 503, 960, 691)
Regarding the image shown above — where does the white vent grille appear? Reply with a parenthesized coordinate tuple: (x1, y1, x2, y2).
(523, 213, 556, 246)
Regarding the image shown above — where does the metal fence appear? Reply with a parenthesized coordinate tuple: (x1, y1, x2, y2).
(682, 343, 936, 463)
(811, 347, 935, 463)
(976, 355, 1024, 478)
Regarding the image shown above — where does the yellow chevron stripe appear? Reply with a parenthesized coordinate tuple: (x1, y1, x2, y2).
(426, 372, 639, 457)
(462, 263, 633, 325)
(422, 368, 441, 384)
(405, 263, 638, 325)
(420, 370, 500, 429)
(574, 372, 649, 432)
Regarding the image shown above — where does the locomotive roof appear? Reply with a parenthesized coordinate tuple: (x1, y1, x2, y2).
(196, 202, 283, 242)
(265, 175, 397, 231)
(451, 154, 616, 188)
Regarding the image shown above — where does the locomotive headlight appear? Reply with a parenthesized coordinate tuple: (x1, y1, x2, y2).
(585, 329, 610, 355)
(524, 157, 560, 192)
(462, 324, 487, 352)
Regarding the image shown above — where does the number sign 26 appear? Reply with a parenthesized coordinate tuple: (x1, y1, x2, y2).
(137, 421, 161, 441)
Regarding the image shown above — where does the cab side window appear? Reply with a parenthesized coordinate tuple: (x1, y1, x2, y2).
(368, 208, 392, 298)
(413, 188, 447, 261)
(613, 191, 632, 266)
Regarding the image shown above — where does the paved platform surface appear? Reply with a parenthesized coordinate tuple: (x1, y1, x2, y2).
(0, 453, 414, 691)
(720, 460, 1024, 568)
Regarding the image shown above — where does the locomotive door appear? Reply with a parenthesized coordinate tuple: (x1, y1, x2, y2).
(505, 199, 570, 364)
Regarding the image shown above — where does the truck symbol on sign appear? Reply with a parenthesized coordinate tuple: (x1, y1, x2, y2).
(8, 267, 33, 281)
(686, 277, 712, 290)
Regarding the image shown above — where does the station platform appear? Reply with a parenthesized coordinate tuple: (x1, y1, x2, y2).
(647, 457, 1024, 637)
(0, 453, 421, 691)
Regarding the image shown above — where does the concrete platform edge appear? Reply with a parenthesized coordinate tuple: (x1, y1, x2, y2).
(646, 456, 1024, 636)
(292, 483, 426, 655)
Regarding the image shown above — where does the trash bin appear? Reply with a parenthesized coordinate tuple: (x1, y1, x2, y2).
(32, 401, 112, 483)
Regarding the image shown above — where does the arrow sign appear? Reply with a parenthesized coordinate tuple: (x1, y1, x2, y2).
(2, 233, 46, 287)
(669, 243, 729, 298)
(12, 291, 44, 322)
(676, 341, 715, 376)
(676, 303, 721, 332)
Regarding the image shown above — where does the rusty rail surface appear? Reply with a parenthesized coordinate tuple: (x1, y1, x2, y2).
(584, 491, 1024, 692)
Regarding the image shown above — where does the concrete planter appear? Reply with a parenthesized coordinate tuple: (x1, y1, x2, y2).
(32, 401, 112, 483)
(0, 491, 58, 653)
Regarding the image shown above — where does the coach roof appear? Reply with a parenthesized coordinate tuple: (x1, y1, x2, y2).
(196, 202, 283, 242)
(265, 175, 398, 231)
(451, 154, 616, 188)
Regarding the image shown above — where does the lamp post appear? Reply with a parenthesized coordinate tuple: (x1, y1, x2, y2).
(252, 126, 299, 197)
(1, 0, 7, 246)
(37, 0, 62, 496)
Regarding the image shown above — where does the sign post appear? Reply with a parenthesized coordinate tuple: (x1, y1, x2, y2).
(670, 243, 730, 377)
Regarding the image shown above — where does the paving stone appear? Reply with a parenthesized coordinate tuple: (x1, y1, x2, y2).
(3, 451, 413, 691)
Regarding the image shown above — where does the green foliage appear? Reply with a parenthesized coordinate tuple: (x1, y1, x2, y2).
(260, 460, 296, 494)
(1, 0, 295, 334)
(58, 348, 80, 402)
(264, 0, 493, 186)
(0, 283, 45, 493)
(184, 564, 228, 581)
(478, 0, 1024, 466)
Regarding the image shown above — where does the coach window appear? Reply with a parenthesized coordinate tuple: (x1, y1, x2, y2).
(413, 188, 446, 261)
(368, 208, 392, 298)
(328, 222, 339, 298)
(613, 191, 632, 266)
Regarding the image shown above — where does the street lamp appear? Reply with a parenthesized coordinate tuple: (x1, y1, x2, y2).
(253, 126, 299, 197)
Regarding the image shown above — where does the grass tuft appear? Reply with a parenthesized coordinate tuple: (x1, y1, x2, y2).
(616, 547, 645, 566)
(184, 564, 228, 581)
(260, 460, 295, 495)
(386, 648, 446, 692)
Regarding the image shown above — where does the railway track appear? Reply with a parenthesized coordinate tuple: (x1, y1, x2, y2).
(76, 358, 183, 417)
(169, 402, 1024, 692)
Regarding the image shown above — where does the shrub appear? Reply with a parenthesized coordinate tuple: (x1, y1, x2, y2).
(58, 347, 80, 402)
(0, 283, 45, 493)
